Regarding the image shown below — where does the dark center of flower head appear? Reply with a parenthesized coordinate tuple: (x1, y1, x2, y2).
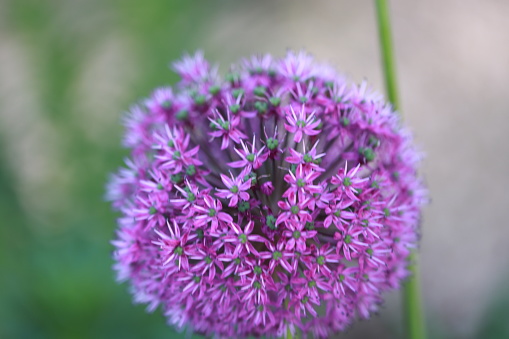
(255, 101, 268, 113)
(194, 95, 206, 105)
(273, 251, 282, 260)
(266, 138, 278, 150)
(269, 96, 281, 107)
(171, 173, 182, 184)
(161, 100, 172, 109)
(254, 86, 266, 96)
(220, 120, 230, 130)
(176, 110, 189, 121)
(229, 104, 240, 114)
(266, 215, 277, 230)
(359, 147, 375, 162)
(109, 51, 425, 339)
(384, 207, 391, 217)
(206, 85, 220, 96)
(363, 200, 372, 209)
(238, 201, 250, 212)
(253, 266, 262, 275)
(186, 165, 196, 176)
(296, 178, 305, 187)
(226, 72, 239, 83)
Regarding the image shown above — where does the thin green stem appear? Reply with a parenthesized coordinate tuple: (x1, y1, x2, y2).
(374, 1, 426, 339)
(375, 0, 400, 110)
(403, 252, 427, 339)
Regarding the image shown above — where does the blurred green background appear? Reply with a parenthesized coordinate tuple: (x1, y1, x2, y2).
(0, 1, 210, 338)
(1, 1, 509, 338)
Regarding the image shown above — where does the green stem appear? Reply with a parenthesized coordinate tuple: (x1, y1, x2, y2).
(403, 252, 427, 339)
(374, 1, 426, 339)
(375, 0, 400, 110)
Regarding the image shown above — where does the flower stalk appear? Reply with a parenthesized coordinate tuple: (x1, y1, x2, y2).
(374, 1, 426, 339)
(403, 252, 426, 339)
(375, 0, 400, 110)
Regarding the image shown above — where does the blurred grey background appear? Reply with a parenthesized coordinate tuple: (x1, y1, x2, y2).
(1, 0, 508, 338)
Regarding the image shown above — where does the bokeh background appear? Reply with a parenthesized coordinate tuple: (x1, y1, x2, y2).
(1, 0, 508, 338)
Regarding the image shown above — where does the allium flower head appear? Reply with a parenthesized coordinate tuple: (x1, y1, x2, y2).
(108, 51, 426, 338)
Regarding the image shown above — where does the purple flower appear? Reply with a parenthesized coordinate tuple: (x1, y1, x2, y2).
(153, 220, 191, 271)
(276, 191, 312, 226)
(228, 136, 269, 170)
(285, 141, 325, 169)
(145, 87, 174, 116)
(193, 194, 233, 232)
(216, 172, 251, 207)
(323, 198, 355, 229)
(224, 220, 267, 256)
(132, 194, 166, 231)
(209, 110, 247, 150)
(284, 105, 321, 143)
(108, 51, 426, 338)
(260, 181, 274, 196)
(188, 243, 224, 281)
(283, 164, 322, 197)
(259, 240, 294, 273)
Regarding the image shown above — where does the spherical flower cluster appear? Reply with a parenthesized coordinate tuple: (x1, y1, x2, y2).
(107, 51, 426, 338)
